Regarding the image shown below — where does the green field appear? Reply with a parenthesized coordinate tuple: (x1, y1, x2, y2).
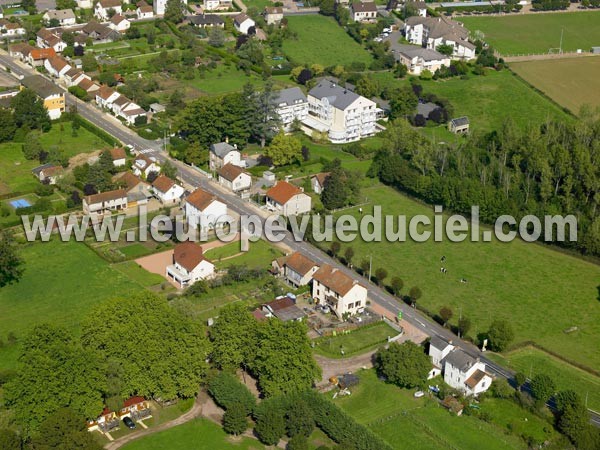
(0, 122, 109, 195)
(334, 370, 554, 449)
(326, 184, 600, 372)
(210, 239, 284, 270)
(313, 321, 399, 358)
(511, 57, 600, 114)
(120, 419, 265, 450)
(458, 11, 600, 55)
(373, 69, 571, 133)
(0, 240, 147, 369)
(489, 347, 600, 412)
(283, 15, 373, 67)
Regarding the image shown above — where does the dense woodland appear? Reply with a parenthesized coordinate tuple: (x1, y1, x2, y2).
(369, 111, 600, 256)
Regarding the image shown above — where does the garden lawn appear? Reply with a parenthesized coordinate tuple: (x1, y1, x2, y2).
(313, 321, 399, 358)
(112, 261, 165, 288)
(282, 15, 373, 67)
(372, 69, 571, 133)
(488, 347, 600, 412)
(458, 11, 600, 55)
(511, 57, 600, 114)
(211, 239, 284, 270)
(0, 240, 146, 370)
(334, 370, 528, 449)
(327, 184, 600, 373)
(120, 419, 264, 450)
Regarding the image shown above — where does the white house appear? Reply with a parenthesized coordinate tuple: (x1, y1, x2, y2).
(0, 19, 26, 36)
(36, 28, 67, 53)
(95, 0, 123, 21)
(109, 14, 130, 32)
(32, 163, 64, 185)
(273, 87, 308, 131)
(311, 172, 329, 194)
(404, 16, 476, 60)
(265, 181, 312, 216)
(185, 187, 228, 231)
(83, 189, 128, 215)
(110, 147, 127, 167)
(209, 142, 241, 172)
(118, 102, 146, 125)
(282, 252, 319, 287)
(217, 164, 252, 193)
(132, 154, 160, 178)
(305, 79, 380, 144)
(350, 1, 378, 22)
(394, 44, 451, 75)
(96, 85, 120, 109)
(233, 13, 255, 34)
(43, 9, 76, 26)
(44, 56, 72, 79)
(76, 0, 93, 8)
(312, 264, 367, 318)
(152, 174, 185, 204)
(428, 337, 493, 396)
(63, 68, 88, 87)
(136, 0, 154, 18)
(264, 6, 283, 25)
(154, 0, 187, 15)
(166, 242, 215, 288)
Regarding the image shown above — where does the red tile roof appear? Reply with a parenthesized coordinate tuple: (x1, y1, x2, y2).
(122, 396, 145, 408)
(173, 242, 210, 272)
(217, 163, 246, 182)
(285, 252, 317, 276)
(186, 188, 218, 211)
(313, 264, 363, 297)
(266, 181, 302, 205)
(115, 172, 145, 190)
(110, 147, 126, 160)
(84, 189, 127, 205)
(264, 296, 295, 311)
(152, 174, 175, 193)
(29, 48, 56, 60)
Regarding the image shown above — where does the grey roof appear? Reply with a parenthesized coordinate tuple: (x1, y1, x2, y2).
(234, 13, 252, 26)
(417, 101, 438, 117)
(45, 9, 76, 20)
(430, 335, 452, 352)
(273, 305, 305, 322)
(32, 163, 56, 176)
(188, 14, 224, 26)
(308, 79, 362, 111)
(395, 44, 447, 62)
(444, 348, 477, 372)
(21, 75, 63, 98)
(273, 87, 307, 107)
(351, 1, 378, 12)
(450, 116, 469, 126)
(210, 142, 236, 158)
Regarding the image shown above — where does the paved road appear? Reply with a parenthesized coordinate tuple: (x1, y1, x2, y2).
(1, 49, 598, 427)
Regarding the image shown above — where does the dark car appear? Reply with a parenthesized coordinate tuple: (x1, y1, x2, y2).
(122, 416, 136, 429)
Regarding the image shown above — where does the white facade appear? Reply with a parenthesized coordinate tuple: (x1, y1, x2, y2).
(209, 143, 242, 171)
(44, 58, 72, 78)
(185, 197, 228, 231)
(312, 266, 367, 318)
(234, 14, 255, 34)
(154, 0, 188, 15)
(109, 15, 130, 31)
(95, 2, 123, 20)
(218, 171, 252, 192)
(43, 9, 77, 26)
(132, 156, 160, 178)
(273, 87, 309, 131)
(404, 16, 476, 60)
(153, 182, 185, 204)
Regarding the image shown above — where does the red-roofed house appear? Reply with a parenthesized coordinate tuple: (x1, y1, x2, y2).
(110, 147, 127, 167)
(185, 188, 228, 231)
(282, 252, 319, 287)
(166, 242, 215, 288)
(109, 14, 130, 32)
(27, 48, 57, 67)
(311, 172, 329, 194)
(152, 174, 184, 204)
(265, 181, 311, 216)
(312, 264, 367, 318)
(44, 55, 71, 78)
(95, 0, 123, 20)
(217, 163, 251, 192)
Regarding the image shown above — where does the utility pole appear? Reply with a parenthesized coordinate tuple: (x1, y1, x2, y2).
(368, 254, 372, 283)
(559, 27, 564, 54)
(458, 307, 462, 338)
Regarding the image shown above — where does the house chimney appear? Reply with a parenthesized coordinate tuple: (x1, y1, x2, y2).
(225, 136, 229, 143)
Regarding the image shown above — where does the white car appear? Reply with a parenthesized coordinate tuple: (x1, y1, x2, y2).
(383, 27, 391, 33)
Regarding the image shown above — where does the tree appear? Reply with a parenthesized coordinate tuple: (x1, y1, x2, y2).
(209, 303, 258, 371)
(487, 320, 514, 351)
(252, 79, 280, 147)
(514, 372, 526, 388)
(408, 286, 422, 306)
(162, 160, 178, 179)
(375, 341, 430, 388)
(457, 316, 471, 337)
(0, 108, 16, 142)
(360, 259, 370, 277)
(490, 378, 513, 399)
(321, 162, 359, 210)
(287, 434, 309, 450)
(82, 53, 98, 72)
(0, 231, 24, 288)
(251, 320, 321, 397)
(164, 0, 185, 23)
(207, 372, 256, 414)
(319, 0, 335, 15)
(297, 68, 312, 85)
(254, 399, 286, 445)
(4, 325, 105, 434)
(344, 247, 354, 266)
(22, 131, 44, 160)
(0, 429, 21, 450)
(391, 277, 403, 296)
(11, 89, 51, 131)
(330, 241, 341, 257)
(439, 306, 453, 326)
(222, 404, 249, 436)
(375, 268, 388, 286)
(436, 44, 454, 56)
(263, 131, 302, 166)
(530, 373, 555, 403)
(286, 399, 315, 438)
(208, 27, 226, 47)
(389, 86, 418, 120)
(30, 408, 102, 450)
(355, 75, 380, 98)
(81, 293, 210, 400)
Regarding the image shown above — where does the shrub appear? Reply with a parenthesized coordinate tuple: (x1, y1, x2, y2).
(222, 404, 248, 435)
(207, 372, 255, 414)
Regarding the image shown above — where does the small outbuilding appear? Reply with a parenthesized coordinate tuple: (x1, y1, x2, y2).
(448, 116, 469, 134)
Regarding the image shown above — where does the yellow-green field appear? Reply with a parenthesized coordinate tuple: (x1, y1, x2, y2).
(511, 57, 600, 114)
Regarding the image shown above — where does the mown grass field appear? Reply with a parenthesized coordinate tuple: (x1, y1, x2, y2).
(489, 347, 600, 412)
(283, 15, 373, 67)
(0, 240, 149, 369)
(334, 370, 554, 449)
(511, 57, 600, 114)
(458, 11, 600, 55)
(372, 69, 571, 133)
(327, 184, 600, 373)
(313, 321, 399, 358)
